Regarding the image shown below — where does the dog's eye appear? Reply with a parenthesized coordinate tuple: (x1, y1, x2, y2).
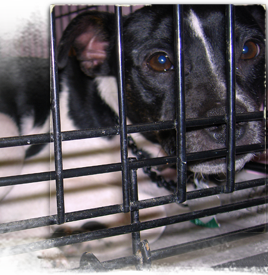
(147, 53, 173, 72)
(241, 41, 260, 60)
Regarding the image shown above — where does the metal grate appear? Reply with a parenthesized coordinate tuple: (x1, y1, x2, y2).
(0, 4, 266, 271)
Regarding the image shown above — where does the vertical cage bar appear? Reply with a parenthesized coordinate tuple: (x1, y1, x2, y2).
(115, 6, 130, 212)
(174, 4, 187, 203)
(225, 4, 236, 193)
(129, 159, 141, 257)
(50, 6, 65, 224)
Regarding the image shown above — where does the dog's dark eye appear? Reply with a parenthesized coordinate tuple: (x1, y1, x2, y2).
(147, 53, 173, 72)
(241, 41, 260, 60)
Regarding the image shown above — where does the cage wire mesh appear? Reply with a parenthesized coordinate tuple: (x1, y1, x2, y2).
(0, 4, 267, 271)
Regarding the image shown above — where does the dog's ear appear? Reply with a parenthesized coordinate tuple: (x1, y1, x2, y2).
(57, 11, 116, 77)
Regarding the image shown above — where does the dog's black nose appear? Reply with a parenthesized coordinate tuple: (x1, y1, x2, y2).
(204, 104, 247, 144)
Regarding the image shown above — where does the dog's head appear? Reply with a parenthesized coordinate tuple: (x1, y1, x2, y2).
(58, 5, 265, 175)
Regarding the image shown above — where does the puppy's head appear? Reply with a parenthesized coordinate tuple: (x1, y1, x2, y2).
(58, 5, 265, 175)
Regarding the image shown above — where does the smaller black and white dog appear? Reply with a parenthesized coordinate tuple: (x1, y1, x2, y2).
(0, 4, 265, 264)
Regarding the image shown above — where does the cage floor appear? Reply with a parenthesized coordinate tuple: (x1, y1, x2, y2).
(60, 169, 267, 271)
(65, 225, 268, 271)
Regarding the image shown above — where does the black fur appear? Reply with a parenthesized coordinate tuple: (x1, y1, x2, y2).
(0, 57, 50, 131)
(59, 57, 118, 130)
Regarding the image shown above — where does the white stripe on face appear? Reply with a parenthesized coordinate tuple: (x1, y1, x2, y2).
(188, 10, 216, 73)
(188, 9, 259, 107)
(188, 9, 226, 92)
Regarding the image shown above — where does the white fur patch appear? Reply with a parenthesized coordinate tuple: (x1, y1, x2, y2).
(188, 9, 226, 92)
(0, 113, 20, 138)
(21, 113, 51, 136)
(188, 10, 216, 72)
(95, 76, 119, 116)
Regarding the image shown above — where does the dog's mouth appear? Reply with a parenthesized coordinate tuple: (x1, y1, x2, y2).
(156, 104, 264, 175)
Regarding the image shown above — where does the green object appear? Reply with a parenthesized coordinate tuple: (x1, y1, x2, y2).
(191, 217, 220, 228)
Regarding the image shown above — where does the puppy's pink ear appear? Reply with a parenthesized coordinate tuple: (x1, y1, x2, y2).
(57, 11, 115, 76)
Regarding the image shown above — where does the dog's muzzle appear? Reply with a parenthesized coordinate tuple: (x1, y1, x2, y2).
(204, 103, 247, 145)
(156, 100, 263, 174)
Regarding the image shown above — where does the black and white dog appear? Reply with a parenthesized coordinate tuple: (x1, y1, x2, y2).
(0, 4, 265, 264)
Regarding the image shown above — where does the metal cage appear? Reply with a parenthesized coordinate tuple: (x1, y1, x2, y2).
(0, 4, 267, 271)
